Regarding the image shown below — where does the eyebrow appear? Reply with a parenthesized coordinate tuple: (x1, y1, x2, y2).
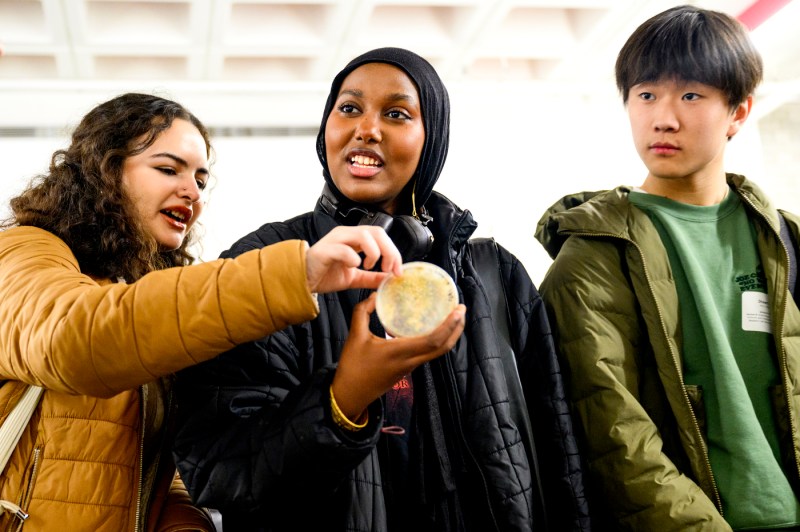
(151, 152, 209, 175)
(338, 89, 416, 104)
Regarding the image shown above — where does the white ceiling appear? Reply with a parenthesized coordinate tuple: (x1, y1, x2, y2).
(1, 0, 799, 131)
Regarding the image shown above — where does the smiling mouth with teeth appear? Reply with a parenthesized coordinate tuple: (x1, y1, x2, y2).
(162, 209, 187, 222)
(351, 155, 383, 167)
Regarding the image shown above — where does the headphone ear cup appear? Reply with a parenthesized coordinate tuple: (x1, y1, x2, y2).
(389, 215, 434, 261)
(356, 210, 433, 261)
(357, 211, 395, 233)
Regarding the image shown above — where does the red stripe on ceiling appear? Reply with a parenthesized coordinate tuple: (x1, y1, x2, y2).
(737, 0, 793, 29)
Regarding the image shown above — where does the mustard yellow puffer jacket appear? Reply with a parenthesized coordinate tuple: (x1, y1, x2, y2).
(0, 226, 319, 531)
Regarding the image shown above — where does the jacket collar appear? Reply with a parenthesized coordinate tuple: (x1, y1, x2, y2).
(535, 174, 777, 259)
(727, 173, 781, 231)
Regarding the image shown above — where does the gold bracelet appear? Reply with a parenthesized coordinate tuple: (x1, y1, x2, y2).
(329, 385, 368, 432)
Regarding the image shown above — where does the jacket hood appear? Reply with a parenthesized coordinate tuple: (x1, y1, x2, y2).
(535, 188, 624, 258)
(315, 47, 450, 214)
(535, 174, 781, 260)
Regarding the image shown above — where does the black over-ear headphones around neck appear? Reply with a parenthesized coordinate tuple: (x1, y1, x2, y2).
(318, 184, 434, 261)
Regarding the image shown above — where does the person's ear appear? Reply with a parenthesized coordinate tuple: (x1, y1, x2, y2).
(727, 95, 753, 140)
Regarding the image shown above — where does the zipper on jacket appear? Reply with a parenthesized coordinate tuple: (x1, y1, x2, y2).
(737, 194, 800, 485)
(447, 250, 505, 531)
(134, 385, 146, 532)
(11, 447, 41, 532)
(570, 229, 723, 513)
(0, 502, 27, 525)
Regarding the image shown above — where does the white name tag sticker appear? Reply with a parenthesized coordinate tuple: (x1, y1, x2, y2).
(741, 291, 772, 333)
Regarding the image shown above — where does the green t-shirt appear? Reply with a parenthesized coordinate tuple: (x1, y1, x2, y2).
(630, 189, 800, 530)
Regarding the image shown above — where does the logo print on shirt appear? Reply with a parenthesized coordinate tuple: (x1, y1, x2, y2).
(735, 265, 766, 292)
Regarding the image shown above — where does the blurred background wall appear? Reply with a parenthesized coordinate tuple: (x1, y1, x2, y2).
(2, 0, 798, 284)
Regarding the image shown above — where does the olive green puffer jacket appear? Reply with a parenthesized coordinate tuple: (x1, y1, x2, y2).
(535, 174, 800, 531)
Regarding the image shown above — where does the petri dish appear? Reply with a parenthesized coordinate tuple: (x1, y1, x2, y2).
(376, 261, 458, 338)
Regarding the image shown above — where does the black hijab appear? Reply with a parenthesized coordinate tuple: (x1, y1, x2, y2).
(315, 47, 450, 214)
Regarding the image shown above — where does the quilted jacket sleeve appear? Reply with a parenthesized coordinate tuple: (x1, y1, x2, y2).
(539, 235, 728, 531)
(0, 226, 318, 397)
(172, 332, 382, 520)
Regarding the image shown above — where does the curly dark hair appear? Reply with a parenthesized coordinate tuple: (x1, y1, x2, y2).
(3, 93, 212, 281)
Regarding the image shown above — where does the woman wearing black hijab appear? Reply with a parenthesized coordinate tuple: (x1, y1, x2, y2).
(173, 48, 589, 532)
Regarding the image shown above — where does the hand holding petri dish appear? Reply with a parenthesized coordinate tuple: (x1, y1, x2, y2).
(375, 262, 459, 338)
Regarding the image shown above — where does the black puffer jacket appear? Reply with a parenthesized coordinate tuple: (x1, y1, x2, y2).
(173, 192, 589, 531)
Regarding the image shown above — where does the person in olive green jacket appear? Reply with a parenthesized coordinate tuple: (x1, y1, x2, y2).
(536, 6, 800, 531)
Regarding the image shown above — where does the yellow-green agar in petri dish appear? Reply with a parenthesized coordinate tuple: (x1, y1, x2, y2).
(376, 262, 458, 338)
